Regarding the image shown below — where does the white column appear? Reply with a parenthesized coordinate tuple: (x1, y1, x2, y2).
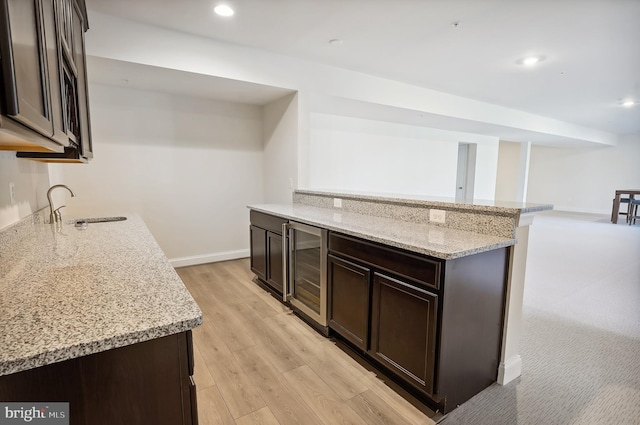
(497, 212, 534, 385)
(516, 141, 531, 203)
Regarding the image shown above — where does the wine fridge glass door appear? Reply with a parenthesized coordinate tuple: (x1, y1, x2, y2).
(288, 222, 327, 326)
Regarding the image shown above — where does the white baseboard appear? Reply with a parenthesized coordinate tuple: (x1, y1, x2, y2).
(497, 355, 522, 385)
(553, 206, 610, 215)
(169, 249, 249, 268)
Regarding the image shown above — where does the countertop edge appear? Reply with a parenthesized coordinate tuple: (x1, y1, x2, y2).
(0, 316, 203, 377)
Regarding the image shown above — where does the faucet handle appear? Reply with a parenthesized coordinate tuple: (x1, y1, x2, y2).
(53, 205, 66, 223)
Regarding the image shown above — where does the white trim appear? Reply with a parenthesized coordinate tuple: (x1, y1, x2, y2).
(499, 220, 530, 386)
(516, 141, 531, 203)
(169, 249, 249, 268)
(516, 212, 535, 227)
(497, 355, 522, 385)
(553, 206, 610, 215)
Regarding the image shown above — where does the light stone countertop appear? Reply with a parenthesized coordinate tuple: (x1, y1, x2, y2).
(248, 203, 517, 260)
(295, 189, 552, 215)
(0, 213, 202, 377)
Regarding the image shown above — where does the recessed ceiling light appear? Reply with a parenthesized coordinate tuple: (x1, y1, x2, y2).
(214, 4, 234, 17)
(622, 100, 636, 107)
(517, 55, 545, 66)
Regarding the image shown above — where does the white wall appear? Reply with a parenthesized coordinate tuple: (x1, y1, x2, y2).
(526, 132, 640, 213)
(52, 83, 265, 265)
(308, 113, 500, 199)
(263, 93, 298, 203)
(495, 141, 522, 202)
(0, 153, 51, 230)
(474, 141, 500, 200)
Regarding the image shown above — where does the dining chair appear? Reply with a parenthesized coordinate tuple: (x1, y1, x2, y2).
(613, 197, 631, 223)
(629, 198, 640, 225)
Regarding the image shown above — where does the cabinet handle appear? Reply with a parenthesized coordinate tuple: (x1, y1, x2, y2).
(282, 222, 290, 302)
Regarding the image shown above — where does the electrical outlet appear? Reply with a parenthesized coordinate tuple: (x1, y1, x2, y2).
(429, 209, 446, 224)
(9, 182, 16, 206)
(333, 198, 342, 208)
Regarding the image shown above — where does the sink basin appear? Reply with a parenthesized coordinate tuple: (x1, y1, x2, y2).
(74, 216, 127, 224)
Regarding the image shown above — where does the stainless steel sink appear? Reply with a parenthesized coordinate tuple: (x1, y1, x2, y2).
(74, 216, 127, 224)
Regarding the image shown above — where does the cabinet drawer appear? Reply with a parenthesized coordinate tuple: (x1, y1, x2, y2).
(329, 233, 441, 290)
(250, 210, 287, 234)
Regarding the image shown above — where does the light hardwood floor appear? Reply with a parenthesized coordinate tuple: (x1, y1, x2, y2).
(176, 259, 438, 425)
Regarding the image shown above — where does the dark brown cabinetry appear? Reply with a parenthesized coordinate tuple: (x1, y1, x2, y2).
(0, 331, 198, 425)
(328, 233, 440, 397)
(328, 254, 371, 351)
(249, 210, 287, 296)
(250, 224, 267, 280)
(248, 210, 509, 414)
(0, 0, 63, 152)
(267, 231, 284, 290)
(370, 272, 437, 395)
(0, 0, 92, 161)
(328, 232, 508, 414)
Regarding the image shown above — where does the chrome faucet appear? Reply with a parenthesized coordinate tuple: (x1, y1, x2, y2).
(47, 184, 75, 224)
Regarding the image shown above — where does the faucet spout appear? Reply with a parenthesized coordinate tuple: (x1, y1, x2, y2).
(47, 185, 75, 224)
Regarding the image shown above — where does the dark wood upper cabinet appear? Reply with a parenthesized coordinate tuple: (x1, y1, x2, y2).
(0, 0, 92, 161)
(70, 0, 92, 159)
(0, 0, 61, 151)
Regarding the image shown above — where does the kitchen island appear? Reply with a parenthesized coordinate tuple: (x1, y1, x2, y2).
(0, 212, 202, 424)
(249, 189, 552, 413)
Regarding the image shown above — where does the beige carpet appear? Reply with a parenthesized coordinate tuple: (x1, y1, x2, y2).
(440, 211, 640, 424)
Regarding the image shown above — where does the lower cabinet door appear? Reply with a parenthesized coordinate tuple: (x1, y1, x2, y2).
(328, 254, 371, 350)
(249, 225, 267, 281)
(369, 272, 438, 395)
(266, 231, 283, 295)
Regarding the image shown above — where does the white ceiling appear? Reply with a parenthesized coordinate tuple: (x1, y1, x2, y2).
(86, 0, 640, 136)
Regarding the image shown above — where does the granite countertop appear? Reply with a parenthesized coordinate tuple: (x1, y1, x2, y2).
(295, 189, 552, 215)
(0, 214, 202, 377)
(249, 203, 517, 260)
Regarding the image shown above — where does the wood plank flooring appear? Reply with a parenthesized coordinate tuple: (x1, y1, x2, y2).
(176, 259, 438, 425)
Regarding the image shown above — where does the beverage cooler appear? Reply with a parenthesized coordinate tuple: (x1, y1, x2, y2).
(282, 222, 328, 330)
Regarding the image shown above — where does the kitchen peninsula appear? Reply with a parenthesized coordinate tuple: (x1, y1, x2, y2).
(0, 213, 202, 425)
(249, 189, 552, 413)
